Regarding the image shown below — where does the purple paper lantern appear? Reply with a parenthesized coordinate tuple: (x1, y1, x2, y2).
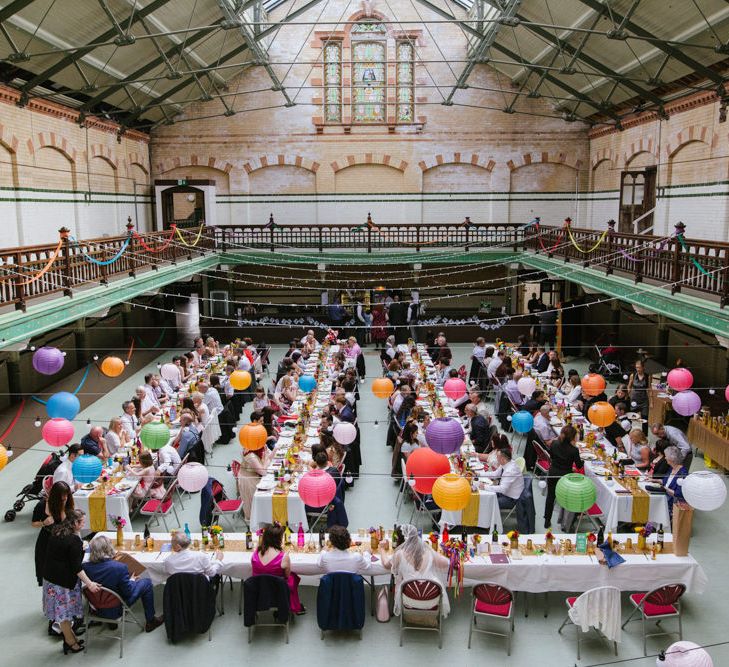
(425, 417, 465, 455)
(672, 390, 701, 417)
(32, 346, 65, 375)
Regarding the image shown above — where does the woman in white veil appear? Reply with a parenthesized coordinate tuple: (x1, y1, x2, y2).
(381, 524, 451, 617)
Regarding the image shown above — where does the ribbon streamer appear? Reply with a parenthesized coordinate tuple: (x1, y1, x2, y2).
(175, 225, 205, 248)
(0, 399, 26, 441)
(16, 240, 63, 286)
(32, 363, 92, 405)
(133, 225, 176, 253)
(567, 226, 608, 253)
(70, 234, 131, 265)
(534, 221, 566, 252)
(134, 328, 167, 348)
(677, 234, 717, 280)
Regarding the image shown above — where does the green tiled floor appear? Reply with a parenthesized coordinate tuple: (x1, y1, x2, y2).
(1, 344, 727, 666)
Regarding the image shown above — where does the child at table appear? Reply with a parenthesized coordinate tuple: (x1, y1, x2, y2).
(127, 452, 165, 502)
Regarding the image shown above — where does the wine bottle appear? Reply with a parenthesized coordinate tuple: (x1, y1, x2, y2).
(597, 526, 604, 546)
(319, 527, 325, 549)
(461, 528, 468, 545)
(143, 523, 150, 541)
(284, 522, 291, 545)
(657, 523, 664, 551)
(219, 532, 225, 549)
(245, 530, 253, 551)
(442, 523, 449, 543)
(607, 531, 613, 549)
(392, 523, 399, 547)
(492, 524, 499, 543)
(297, 522, 305, 548)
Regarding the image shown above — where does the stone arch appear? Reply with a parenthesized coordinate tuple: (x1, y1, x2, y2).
(0, 123, 20, 190)
(509, 160, 579, 193)
(330, 153, 408, 173)
(506, 151, 582, 172)
(243, 154, 319, 174)
(334, 162, 405, 193)
(155, 155, 233, 176)
(0, 123, 20, 155)
(625, 150, 656, 169)
(30, 132, 77, 163)
(591, 147, 616, 169)
(667, 139, 711, 187)
(90, 154, 119, 193)
(622, 137, 658, 167)
(591, 157, 616, 191)
(664, 125, 715, 158)
(158, 162, 230, 195)
(88, 143, 118, 169)
(418, 152, 495, 172)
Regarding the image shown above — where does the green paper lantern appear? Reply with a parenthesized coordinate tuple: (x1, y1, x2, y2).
(140, 421, 171, 451)
(555, 473, 597, 513)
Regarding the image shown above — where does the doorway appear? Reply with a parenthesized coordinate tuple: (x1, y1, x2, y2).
(619, 167, 656, 233)
(161, 186, 205, 229)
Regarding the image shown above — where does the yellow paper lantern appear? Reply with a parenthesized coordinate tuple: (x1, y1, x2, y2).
(431, 473, 472, 512)
(230, 370, 252, 391)
(100, 356, 125, 378)
(0, 445, 8, 471)
(371, 377, 395, 399)
(238, 422, 267, 451)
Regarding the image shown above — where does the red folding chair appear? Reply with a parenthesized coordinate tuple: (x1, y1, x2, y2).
(622, 583, 685, 656)
(138, 479, 180, 531)
(532, 439, 552, 476)
(211, 478, 245, 530)
(468, 583, 515, 654)
(400, 579, 443, 648)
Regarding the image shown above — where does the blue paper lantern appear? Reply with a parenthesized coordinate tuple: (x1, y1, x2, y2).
(72, 454, 103, 484)
(46, 392, 80, 420)
(299, 375, 317, 393)
(511, 410, 534, 434)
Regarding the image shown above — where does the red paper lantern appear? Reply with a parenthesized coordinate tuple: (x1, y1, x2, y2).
(405, 447, 451, 494)
(587, 401, 616, 427)
(42, 418, 75, 447)
(581, 373, 606, 397)
(298, 468, 336, 508)
(667, 368, 693, 392)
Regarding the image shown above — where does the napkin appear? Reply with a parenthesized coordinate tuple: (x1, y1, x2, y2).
(597, 542, 625, 568)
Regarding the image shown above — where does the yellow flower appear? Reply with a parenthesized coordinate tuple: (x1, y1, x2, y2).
(633, 525, 644, 533)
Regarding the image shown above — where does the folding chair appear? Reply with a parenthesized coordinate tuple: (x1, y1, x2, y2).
(622, 583, 685, 656)
(400, 579, 444, 648)
(575, 502, 604, 532)
(212, 494, 245, 531)
(173, 453, 190, 508)
(408, 487, 439, 530)
(532, 439, 552, 477)
(138, 479, 180, 530)
(395, 458, 409, 519)
(558, 586, 620, 660)
(83, 586, 145, 659)
(468, 583, 515, 654)
(243, 575, 290, 644)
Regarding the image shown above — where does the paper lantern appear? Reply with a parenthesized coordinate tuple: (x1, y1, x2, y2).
(672, 390, 701, 417)
(333, 422, 357, 445)
(100, 356, 125, 378)
(32, 346, 65, 375)
(299, 375, 316, 393)
(371, 377, 395, 399)
(298, 468, 336, 508)
(177, 462, 210, 492)
(425, 417, 464, 455)
(555, 473, 597, 513)
(72, 454, 103, 484)
(443, 378, 467, 401)
(581, 373, 606, 397)
(432, 473, 472, 511)
(42, 418, 74, 447)
(230, 370, 252, 391)
(46, 392, 80, 421)
(517, 376, 537, 397)
(511, 410, 534, 434)
(139, 421, 170, 451)
(405, 447, 451, 494)
(587, 401, 616, 427)
(0, 445, 8, 471)
(238, 422, 268, 451)
(667, 368, 694, 392)
(681, 471, 727, 511)
(658, 641, 713, 667)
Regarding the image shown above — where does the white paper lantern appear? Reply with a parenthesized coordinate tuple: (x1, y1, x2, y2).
(177, 462, 209, 492)
(333, 422, 357, 445)
(681, 471, 727, 511)
(658, 641, 713, 667)
(517, 377, 537, 397)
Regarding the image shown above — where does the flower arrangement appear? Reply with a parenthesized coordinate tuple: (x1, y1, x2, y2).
(506, 530, 519, 540)
(109, 515, 126, 529)
(545, 530, 555, 541)
(209, 525, 223, 536)
(587, 532, 597, 543)
(100, 470, 110, 483)
(635, 522, 655, 538)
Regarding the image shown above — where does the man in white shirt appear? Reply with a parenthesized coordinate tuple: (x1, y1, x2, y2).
(199, 381, 223, 413)
(533, 405, 558, 446)
(487, 350, 504, 380)
(52, 444, 82, 488)
(157, 443, 182, 476)
(391, 384, 411, 415)
(237, 353, 252, 373)
(164, 532, 223, 579)
(317, 526, 376, 574)
(651, 423, 692, 462)
(136, 386, 159, 417)
(120, 400, 141, 439)
(143, 374, 163, 407)
(485, 449, 525, 509)
(156, 374, 175, 398)
(160, 358, 183, 390)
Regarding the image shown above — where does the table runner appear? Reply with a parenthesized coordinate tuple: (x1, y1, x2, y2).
(88, 486, 107, 532)
(272, 492, 289, 525)
(630, 486, 650, 524)
(462, 492, 480, 526)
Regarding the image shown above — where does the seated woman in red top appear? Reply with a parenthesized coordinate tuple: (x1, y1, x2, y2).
(251, 523, 304, 614)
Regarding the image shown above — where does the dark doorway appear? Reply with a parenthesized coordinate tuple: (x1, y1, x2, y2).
(619, 167, 656, 233)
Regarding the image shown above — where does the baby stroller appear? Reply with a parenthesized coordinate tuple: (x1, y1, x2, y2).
(4, 448, 64, 521)
(594, 344, 623, 380)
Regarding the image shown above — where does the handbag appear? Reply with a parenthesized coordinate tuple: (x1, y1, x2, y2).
(375, 585, 391, 623)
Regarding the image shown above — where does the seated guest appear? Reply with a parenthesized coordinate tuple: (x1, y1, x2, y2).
(603, 403, 629, 448)
(318, 525, 382, 573)
(80, 426, 108, 459)
(156, 441, 182, 477)
(650, 438, 671, 479)
(52, 445, 82, 488)
(83, 535, 163, 632)
(237, 444, 273, 521)
(160, 357, 183, 391)
(651, 423, 692, 466)
(533, 405, 558, 447)
(398, 421, 421, 458)
(253, 386, 272, 411)
(622, 428, 651, 470)
(252, 524, 304, 614)
(608, 383, 630, 408)
(503, 369, 524, 408)
(344, 336, 361, 360)
(200, 380, 223, 413)
(561, 374, 583, 405)
(466, 389, 490, 420)
(135, 386, 160, 418)
(614, 402, 632, 432)
(484, 448, 524, 509)
(105, 417, 126, 456)
(120, 400, 141, 440)
(659, 446, 688, 519)
(464, 404, 490, 453)
(523, 390, 548, 414)
(320, 431, 345, 469)
(487, 350, 504, 381)
(191, 392, 210, 425)
(393, 395, 415, 429)
(164, 532, 223, 578)
(435, 358, 451, 387)
(477, 433, 511, 468)
(127, 451, 164, 500)
(174, 413, 200, 459)
(334, 396, 356, 424)
(390, 383, 411, 415)
(533, 346, 549, 373)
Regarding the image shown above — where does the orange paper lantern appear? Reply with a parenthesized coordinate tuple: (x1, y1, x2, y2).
(371, 377, 395, 399)
(238, 422, 267, 451)
(100, 356, 125, 378)
(0, 444, 8, 471)
(230, 370, 252, 391)
(581, 373, 606, 397)
(587, 401, 617, 427)
(405, 447, 451, 494)
(432, 473, 472, 511)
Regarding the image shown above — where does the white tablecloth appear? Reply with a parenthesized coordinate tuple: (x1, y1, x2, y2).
(249, 490, 309, 531)
(585, 463, 671, 531)
(74, 479, 139, 531)
(96, 532, 707, 594)
(439, 489, 502, 533)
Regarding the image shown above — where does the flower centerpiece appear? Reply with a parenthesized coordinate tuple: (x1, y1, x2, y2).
(110, 515, 126, 546)
(634, 522, 655, 551)
(545, 530, 555, 550)
(507, 530, 520, 550)
(209, 524, 223, 548)
(587, 532, 597, 554)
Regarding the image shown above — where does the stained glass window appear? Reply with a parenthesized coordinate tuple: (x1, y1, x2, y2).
(323, 41, 342, 122)
(352, 41, 386, 123)
(352, 21, 387, 34)
(397, 42, 414, 123)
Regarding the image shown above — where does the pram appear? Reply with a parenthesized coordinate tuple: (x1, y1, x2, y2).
(594, 344, 623, 380)
(4, 448, 64, 521)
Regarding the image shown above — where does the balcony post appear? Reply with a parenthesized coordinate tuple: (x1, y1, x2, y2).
(605, 219, 616, 275)
(671, 221, 686, 295)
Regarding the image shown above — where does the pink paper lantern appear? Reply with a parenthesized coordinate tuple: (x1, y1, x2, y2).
(42, 418, 75, 447)
(32, 346, 65, 375)
(443, 378, 467, 401)
(425, 417, 464, 455)
(659, 641, 713, 667)
(667, 368, 694, 392)
(177, 462, 209, 492)
(298, 468, 336, 508)
(672, 390, 701, 417)
(333, 422, 357, 445)
(724, 384, 729, 403)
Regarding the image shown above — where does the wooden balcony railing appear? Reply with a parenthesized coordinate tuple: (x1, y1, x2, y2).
(0, 216, 726, 311)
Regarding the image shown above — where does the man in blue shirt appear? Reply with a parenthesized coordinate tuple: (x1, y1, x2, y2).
(174, 414, 200, 460)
